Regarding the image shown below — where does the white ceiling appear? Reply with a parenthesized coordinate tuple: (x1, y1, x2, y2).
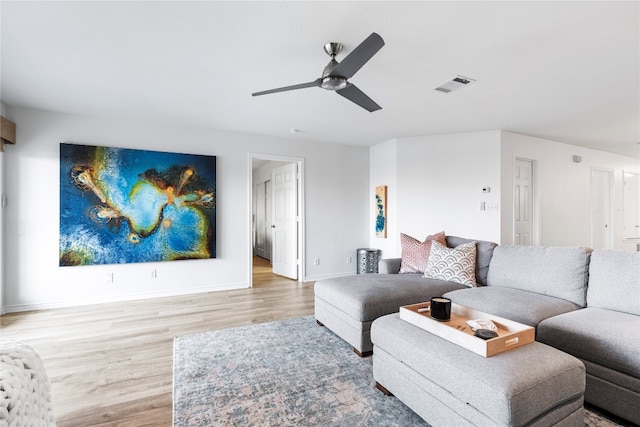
(1, 1, 639, 157)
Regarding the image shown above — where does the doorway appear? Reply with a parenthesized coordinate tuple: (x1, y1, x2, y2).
(249, 154, 304, 287)
(591, 168, 613, 248)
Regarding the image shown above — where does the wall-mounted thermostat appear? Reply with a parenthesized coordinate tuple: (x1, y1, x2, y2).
(482, 187, 491, 193)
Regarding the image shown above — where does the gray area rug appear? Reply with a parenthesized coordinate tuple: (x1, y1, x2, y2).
(173, 316, 626, 426)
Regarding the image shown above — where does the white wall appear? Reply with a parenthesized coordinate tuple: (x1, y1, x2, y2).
(1, 106, 369, 312)
(369, 130, 639, 255)
(500, 131, 639, 250)
(304, 144, 370, 278)
(6, 106, 635, 312)
(370, 131, 503, 256)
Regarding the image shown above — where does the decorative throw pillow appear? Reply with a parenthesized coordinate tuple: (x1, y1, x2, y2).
(399, 231, 446, 274)
(424, 240, 477, 287)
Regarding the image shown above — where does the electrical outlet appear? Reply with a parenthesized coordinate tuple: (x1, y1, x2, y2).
(314, 258, 320, 266)
(346, 256, 352, 264)
(104, 272, 113, 283)
(150, 269, 157, 279)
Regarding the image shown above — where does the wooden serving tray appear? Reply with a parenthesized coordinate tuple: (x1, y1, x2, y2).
(399, 302, 535, 357)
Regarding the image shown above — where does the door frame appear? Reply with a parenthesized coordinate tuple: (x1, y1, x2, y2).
(248, 153, 305, 287)
(512, 156, 541, 246)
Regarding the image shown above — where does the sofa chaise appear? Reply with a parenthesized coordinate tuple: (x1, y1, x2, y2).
(314, 235, 497, 356)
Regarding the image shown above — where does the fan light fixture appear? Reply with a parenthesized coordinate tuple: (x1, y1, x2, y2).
(321, 76, 348, 91)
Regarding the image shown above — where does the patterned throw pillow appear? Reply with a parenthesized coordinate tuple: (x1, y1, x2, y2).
(424, 240, 477, 287)
(399, 231, 446, 274)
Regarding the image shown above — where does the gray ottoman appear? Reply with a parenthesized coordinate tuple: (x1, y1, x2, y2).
(372, 314, 585, 426)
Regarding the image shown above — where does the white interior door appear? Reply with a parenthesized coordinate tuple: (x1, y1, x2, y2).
(271, 163, 298, 279)
(514, 159, 533, 245)
(591, 169, 612, 249)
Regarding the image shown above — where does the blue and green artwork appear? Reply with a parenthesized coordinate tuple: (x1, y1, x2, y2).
(59, 143, 216, 266)
(375, 185, 387, 238)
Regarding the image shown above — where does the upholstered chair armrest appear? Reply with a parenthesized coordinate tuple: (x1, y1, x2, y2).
(379, 258, 401, 274)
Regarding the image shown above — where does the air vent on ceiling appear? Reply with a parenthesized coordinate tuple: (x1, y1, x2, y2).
(435, 75, 476, 93)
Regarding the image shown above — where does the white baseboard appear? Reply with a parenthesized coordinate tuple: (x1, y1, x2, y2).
(303, 272, 356, 283)
(1, 282, 248, 314)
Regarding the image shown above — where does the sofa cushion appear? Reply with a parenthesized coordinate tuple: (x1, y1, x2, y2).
(443, 286, 582, 327)
(399, 231, 445, 274)
(537, 307, 640, 379)
(314, 274, 466, 322)
(445, 236, 497, 286)
(424, 241, 477, 287)
(487, 245, 591, 306)
(587, 249, 640, 315)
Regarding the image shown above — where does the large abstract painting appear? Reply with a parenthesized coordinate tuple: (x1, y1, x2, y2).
(59, 143, 216, 266)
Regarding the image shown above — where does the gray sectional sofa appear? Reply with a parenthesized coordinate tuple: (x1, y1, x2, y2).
(314, 239, 640, 425)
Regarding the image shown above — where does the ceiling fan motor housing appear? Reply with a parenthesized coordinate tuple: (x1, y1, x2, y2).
(321, 44, 347, 90)
(321, 57, 347, 90)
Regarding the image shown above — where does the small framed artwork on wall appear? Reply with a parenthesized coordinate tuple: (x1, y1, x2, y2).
(375, 185, 387, 238)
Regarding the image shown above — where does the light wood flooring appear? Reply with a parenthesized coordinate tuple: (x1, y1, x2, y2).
(0, 257, 312, 426)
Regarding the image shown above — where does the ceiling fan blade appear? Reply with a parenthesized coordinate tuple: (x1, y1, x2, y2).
(252, 78, 322, 96)
(329, 32, 384, 79)
(336, 83, 382, 112)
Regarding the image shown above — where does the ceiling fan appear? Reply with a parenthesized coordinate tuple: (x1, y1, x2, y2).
(252, 32, 385, 112)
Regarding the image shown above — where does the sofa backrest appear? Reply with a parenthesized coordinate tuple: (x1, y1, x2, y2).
(487, 245, 591, 307)
(378, 258, 402, 274)
(445, 236, 498, 286)
(587, 249, 640, 315)
(378, 236, 498, 282)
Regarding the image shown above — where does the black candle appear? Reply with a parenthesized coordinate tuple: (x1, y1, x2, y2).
(430, 297, 452, 321)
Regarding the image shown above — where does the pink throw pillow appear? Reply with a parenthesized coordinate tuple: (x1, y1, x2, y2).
(399, 231, 446, 274)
